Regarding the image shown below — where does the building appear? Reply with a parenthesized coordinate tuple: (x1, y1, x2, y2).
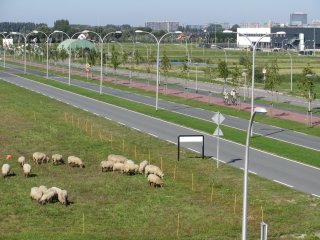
(235, 27, 320, 51)
(237, 28, 271, 48)
(290, 12, 307, 26)
(145, 21, 179, 32)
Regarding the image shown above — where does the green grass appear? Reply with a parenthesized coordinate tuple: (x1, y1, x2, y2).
(0, 78, 320, 239)
(10, 73, 320, 169)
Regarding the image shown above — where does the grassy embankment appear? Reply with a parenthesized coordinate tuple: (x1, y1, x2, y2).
(0, 78, 320, 239)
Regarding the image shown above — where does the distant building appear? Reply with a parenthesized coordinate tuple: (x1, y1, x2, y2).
(290, 12, 307, 26)
(145, 21, 179, 32)
(237, 28, 270, 48)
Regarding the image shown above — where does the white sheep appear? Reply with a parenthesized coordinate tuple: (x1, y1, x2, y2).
(57, 190, 69, 206)
(125, 160, 135, 164)
(2, 163, 11, 177)
(38, 185, 48, 193)
(144, 165, 164, 179)
(113, 162, 124, 173)
(18, 156, 26, 167)
(33, 152, 49, 164)
(67, 156, 85, 168)
(100, 160, 114, 172)
(123, 162, 139, 175)
(147, 174, 164, 188)
(52, 154, 64, 165)
(23, 163, 32, 177)
(108, 154, 127, 163)
(30, 187, 43, 201)
(138, 160, 149, 174)
(39, 188, 58, 205)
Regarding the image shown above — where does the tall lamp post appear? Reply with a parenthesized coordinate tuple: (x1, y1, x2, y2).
(135, 30, 182, 110)
(73, 30, 104, 94)
(0, 32, 7, 67)
(102, 31, 122, 76)
(8, 32, 27, 74)
(224, 30, 285, 116)
(32, 30, 49, 78)
(52, 30, 71, 85)
(242, 106, 267, 240)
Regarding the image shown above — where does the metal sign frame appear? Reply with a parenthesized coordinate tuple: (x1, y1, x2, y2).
(178, 135, 204, 161)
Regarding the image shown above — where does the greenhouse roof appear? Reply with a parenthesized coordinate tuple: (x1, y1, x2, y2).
(57, 39, 96, 51)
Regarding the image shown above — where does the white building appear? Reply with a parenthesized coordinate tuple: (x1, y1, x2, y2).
(237, 28, 271, 48)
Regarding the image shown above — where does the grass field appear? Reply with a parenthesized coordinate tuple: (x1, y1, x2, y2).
(1, 79, 320, 239)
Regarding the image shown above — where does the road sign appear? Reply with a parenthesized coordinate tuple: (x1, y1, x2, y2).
(212, 112, 225, 125)
(213, 127, 223, 136)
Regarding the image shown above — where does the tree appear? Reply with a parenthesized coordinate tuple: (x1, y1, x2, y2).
(133, 49, 142, 65)
(121, 50, 128, 67)
(180, 56, 190, 90)
(265, 59, 280, 110)
(110, 45, 121, 72)
(160, 50, 171, 84)
(298, 64, 317, 114)
(217, 59, 229, 92)
(54, 19, 71, 34)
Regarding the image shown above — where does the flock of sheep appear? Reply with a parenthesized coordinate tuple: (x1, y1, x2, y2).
(2, 152, 165, 206)
(100, 154, 164, 187)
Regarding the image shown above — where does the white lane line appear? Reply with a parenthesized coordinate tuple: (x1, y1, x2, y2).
(249, 170, 257, 175)
(93, 112, 100, 116)
(148, 133, 158, 138)
(167, 140, 176, 145)
(187, 148, 200, 154)
(312, 194, 320, 198)
(118, 122, 126, 126)
(104, 116, 111, 120)
(83, 109, 88, 112)
(273, 180, 293, 188)
(132, 127, 140, 131)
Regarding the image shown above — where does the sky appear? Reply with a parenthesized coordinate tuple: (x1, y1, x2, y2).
(1, 0, 319, 27)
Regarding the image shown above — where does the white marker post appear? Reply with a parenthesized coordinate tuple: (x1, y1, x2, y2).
(212, 112, 225, 168)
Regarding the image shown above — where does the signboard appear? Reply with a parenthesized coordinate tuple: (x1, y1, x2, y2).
(178, 135, 204, 161)
(212, 112, 225, 168)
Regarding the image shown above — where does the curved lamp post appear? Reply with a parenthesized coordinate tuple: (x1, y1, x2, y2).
(72, 30, 104, 95)
(8, 32, 27, 73)
(32, 30, 49, 78)
(52, 30, 71, 85)
(102, 31, 122, 75)
(242, 106, 267, 240)
(135, 30, 182, 110)
(0, 32, 7, 67)
(224, 30, 285, 116)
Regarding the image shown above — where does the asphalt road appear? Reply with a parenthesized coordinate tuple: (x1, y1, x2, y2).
(5, 63, 320, 151)
(1, 71, 320, 197)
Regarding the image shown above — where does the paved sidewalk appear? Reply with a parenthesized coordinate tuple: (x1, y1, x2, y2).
(7, 58, 320, 126)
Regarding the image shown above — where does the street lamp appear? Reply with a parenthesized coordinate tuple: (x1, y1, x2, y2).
(111, 40, 124, 54)
(52, 30, 71, 85)
(102, 31, 122, 77)
(224, 30, 285, 116)
(8, 32, 27, 74)
(32, 30, 49, 78)
(242, 106, 267, 240)
(73, 30, 104, 94)
(0, 32, 7, 67)
(135, 29, 182, 110)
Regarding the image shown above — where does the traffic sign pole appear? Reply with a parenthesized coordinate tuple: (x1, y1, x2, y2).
(212, 112, 225, 169)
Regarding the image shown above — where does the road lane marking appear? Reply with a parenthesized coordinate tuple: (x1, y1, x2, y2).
(312, 194, 320, 198)
(132, 127, 140, 131)
(148, 133, 158, 138)
(273, 180, 293, 188)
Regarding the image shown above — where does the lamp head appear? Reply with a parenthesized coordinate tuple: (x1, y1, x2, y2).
(223, 30, 234, 34)
(276, 31, 286, 35)
(135, 30, 143, 33)
(115, 31, 122, 34)
(174, 31, 182, 34)
(32, 30, 39, 34)
(10, 32, 18, 35)
(254, 107, 267, 114)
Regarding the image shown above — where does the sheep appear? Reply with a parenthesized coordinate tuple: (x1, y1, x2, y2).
(39, 188, 58, 205)
(67, 156, 85, 168)
(112, 162, 124, 173)
(38, 185, 47, 193)
(2, 163, 11, 177)
(30, 187, 43, 201)
(52, 154, 64, 165)
(144, 165, 164, 179)
(100, 160, 114, 172)
(33, 152, 49, 164)
(18, 156, 26, 167)
(23, 163, 32, 177)
(57, 190, 69, 206)
(147, 174, 164, 188)
(125, 160, 135, 164)
(108, 154, 127, 163)
(123, 162, 139, 175)
(138, 160, 149, 174)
